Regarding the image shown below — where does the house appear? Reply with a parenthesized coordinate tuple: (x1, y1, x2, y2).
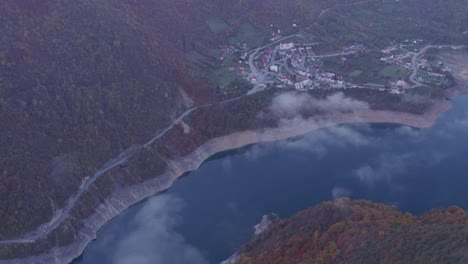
(298, 47, 305, 55)
(280, 42, 295, 50)
(294, 79, 312, 90)
(240, 52, 248, 60)
(298, 70, 308, 77)
(394, 80, 410, 89)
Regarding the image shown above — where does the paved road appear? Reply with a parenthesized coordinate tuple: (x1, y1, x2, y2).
(0, 89, 250, 245)
(0, 0, 412, 245)
(409, 45, 468, 88)
(246, 0, 369, 94)
(0, 106, 196, 244)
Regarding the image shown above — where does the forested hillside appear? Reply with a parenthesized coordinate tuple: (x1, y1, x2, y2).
(0, 0, 346, 243)
(0, 0, 467, 262)
(235, 199, 468, 264)
(0, 0, 194, 240)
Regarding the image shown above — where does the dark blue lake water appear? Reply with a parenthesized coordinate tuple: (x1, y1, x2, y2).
(74, 95, 468, 264)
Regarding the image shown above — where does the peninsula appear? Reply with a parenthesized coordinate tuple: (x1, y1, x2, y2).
(224, 199, 468, 264)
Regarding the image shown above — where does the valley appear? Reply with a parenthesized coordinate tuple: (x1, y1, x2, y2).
(0, 0, 467, 263)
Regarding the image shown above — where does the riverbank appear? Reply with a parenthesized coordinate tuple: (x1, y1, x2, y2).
(2, 89, 463, 264)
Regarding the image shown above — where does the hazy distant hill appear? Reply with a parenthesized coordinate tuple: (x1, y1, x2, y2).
(233, 199, 468, 264)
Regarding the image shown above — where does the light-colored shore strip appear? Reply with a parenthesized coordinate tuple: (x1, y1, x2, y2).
(0, 0, 376, 246)
(1, 97, 454, 264)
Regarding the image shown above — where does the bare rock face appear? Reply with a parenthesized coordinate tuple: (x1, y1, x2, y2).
(254, 214, 280, 235)
(221, 252, 241, 264)
(222, 213, 280, 264)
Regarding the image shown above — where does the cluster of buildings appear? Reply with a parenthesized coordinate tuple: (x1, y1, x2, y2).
(402, 38, 425, 45)
(271, 64, 346, 91)
(251, 41, 355, 91)
(278, 42, 315, 56)
(389, 80, 410, 91)
(291, 73, 346, 91)
(342, 44, 367, 54)
(379, 43, 451, 88)
(219, 44, 249, 62)
(219, 45, 237, 61)
(380, 52, 412, 69)
(257, 47, 273, 69)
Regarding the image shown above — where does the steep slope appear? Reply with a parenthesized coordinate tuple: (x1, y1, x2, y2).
(0, 0, 467, 262)
(0, 0, 193, 240)
(232, 199, 468, 264)
(0, 0, 327, 245)
(0, 0, 311, 260)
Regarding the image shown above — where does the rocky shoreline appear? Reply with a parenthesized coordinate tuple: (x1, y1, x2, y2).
(1, 92, 462, 264)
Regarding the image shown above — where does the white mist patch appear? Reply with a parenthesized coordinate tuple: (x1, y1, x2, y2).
(352, 150, 449, 189)
(269, 92, 369, 119)
(244, 125, 370, 161)
(111, 195, 208, 264)
(352, 153, 412, 187)
(332, 186, 352, 200)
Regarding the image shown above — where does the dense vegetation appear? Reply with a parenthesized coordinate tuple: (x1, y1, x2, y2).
(307, 0, 468, 49)
(0, 0, 198, 240)
(0, 0, 466, 261)
(0, 0, 358, 241)
(235, 199, 468, 264)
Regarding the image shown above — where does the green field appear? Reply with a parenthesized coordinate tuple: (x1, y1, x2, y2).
(349, 70, 363, 77)
(186, 51, 211, 66)
(207, 17, 228, 34)
(229, 23, 266, 47)
(378, 65, 408, 79)
(322, 52, 406, 85)
(210, 68, 237, 88)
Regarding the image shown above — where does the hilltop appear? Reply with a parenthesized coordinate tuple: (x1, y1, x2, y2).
(229, 199, 468, 264)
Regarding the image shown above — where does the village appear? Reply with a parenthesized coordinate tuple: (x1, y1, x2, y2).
(217, 32, 455, 97)
(380, 42, 454, 90)
(249, 41, 367, 91)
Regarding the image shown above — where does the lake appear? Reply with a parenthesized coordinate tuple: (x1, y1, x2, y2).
(74, 95, 468, 264)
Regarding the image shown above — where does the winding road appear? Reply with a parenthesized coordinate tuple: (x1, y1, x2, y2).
(0, 106, 196, 244)
(246, 0, 369, 94)
(408, 45, 468, 88)
(0, 0, 429, 246)
(0, 94, 248, 245)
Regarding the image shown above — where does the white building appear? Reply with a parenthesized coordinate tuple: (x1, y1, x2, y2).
(269, 65, 279, 73)
(280, 42, 295, 50)
(294, 79, 312, 90)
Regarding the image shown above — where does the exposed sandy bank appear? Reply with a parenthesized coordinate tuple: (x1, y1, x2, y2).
(0, 97, 456, 264)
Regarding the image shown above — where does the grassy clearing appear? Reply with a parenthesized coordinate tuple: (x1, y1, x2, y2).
(207, 17, 228, 34)
(322, 52, 396, 85)
(379, 65, 408, 79)
(210, 68, 237, 87)
(229, 23, 266, 47)
(207, 48, 221, 58)
(186, 51, 211, 66)
(349, 70, 363, 77)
